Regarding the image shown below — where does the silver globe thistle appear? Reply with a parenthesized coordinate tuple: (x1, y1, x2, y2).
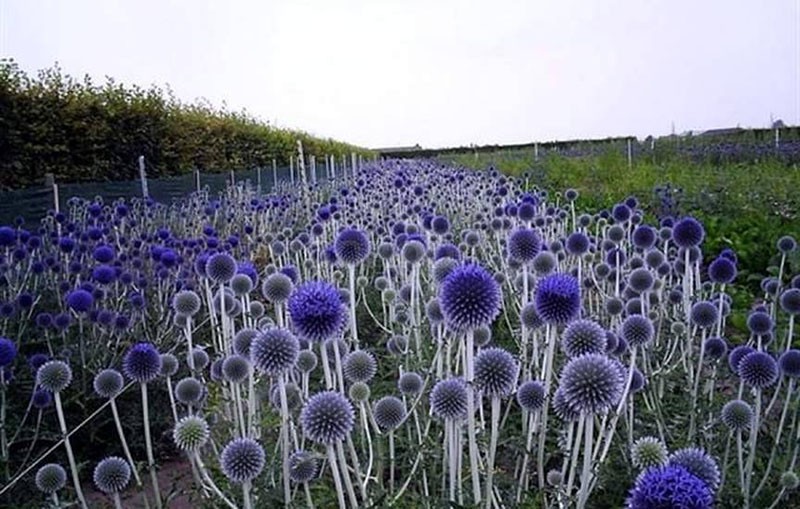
(35, 463, 67, 494)
(93, 456, 131, 494)
(93, 368, 123, 399)
(631, 436, 668, 470)
(173, 415, 210, 452)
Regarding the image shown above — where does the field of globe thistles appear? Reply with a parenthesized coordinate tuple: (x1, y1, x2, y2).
(0, 159, 798, 508)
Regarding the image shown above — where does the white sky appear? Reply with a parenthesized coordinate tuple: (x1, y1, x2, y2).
(1, 0, 797, 148)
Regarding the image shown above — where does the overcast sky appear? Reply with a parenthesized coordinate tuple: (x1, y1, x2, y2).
(1, 0, 797, 148)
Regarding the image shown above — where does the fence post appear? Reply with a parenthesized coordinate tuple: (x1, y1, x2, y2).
(310, 155, 317, 184)
(330, 154, 336, 180)
(351, 152, 358, 176)
(272, 158, 278, 190)
(534, 142, 539, 161)
(257, 166, 262, 193)
(627, 139, 633, 169)
(194, 170, 201, 193)
(290, 156, 295, 185)
(296, 141, 308, 188)
(138, 155, 149, 199)
(775, 127, 780, 149)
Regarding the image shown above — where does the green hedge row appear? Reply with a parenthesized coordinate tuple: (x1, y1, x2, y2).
(0, 59, 370, 190)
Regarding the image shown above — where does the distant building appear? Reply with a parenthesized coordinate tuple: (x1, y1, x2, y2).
(698, 127, 744, 137)
(374, 144, 423, 157)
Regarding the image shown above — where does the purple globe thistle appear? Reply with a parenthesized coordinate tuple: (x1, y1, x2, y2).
(628, 268, 655, 293)
(565, 232, 590, 255)
(93, 456, 131, 494)
(474, 347, 518, 397)
(288, 450, 320, 483)
(250, 327, 299, 376)
(779, 350, 800, 378)
(621, 315, 655, 347)
(0, 338, 16, 367)
(535, 273, 581, 324)
(32, 388, 53, 408)
(430, 377, 469, 420)
(37, 361, 72, 393)
(721, 399, 753, 431)
(516, 380, 545, 412)
(222, 355, 251, 384)
(690, 301, 718, 329)
(668, 448, 720, 493)
(91, 264, 117, 285)
(172, 290, 201, 316)
(780, 289, 800, 315)
(174, 377, 204, 405)
(93, 369, 124, 399)
(205, 253, 237, 283)
(558, 354, 623, 414)
(334, 228, 371, 265)
(122, 342, 162, 383)
(626, 465, 713, 509)
(220, 437, 265, 483)
(738, 351, 779, 389)
(439, 263, 501, 331)
(343, 350, 377, 383)
(708, 257, 737, 284)
(287, 281, 346, 342)
(398, 371, 424, 395)
(632, 225, 657, 250)
(173, 415, 210, 452)
(507, 227, 542, 263)
(728, 345, 755, 375)
(778, 235, 797, 253)
(373, 396, 407, 431)
(35, 463, 66, 494)
(703, 337, 728, 361)
(561, 319, 607, 358)
(300, 391, 354, 444)
(65, 289, 94, 313)
(746, 311, 773, 336)
(261, 272, 293, 303)
(671, 216, 705, 248)
(520, 302, 543, 330)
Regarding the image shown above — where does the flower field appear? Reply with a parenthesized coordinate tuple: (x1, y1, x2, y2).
(0, 158, 798, 508)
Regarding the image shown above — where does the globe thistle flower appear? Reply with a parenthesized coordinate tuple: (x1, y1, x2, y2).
(93, 369, 124, 399)
(192, 348, 210, 371)
(561, 319, 607, 357)
(780, 289, 800, 315)
(780, 471, 799, 490)
(520, 302, 543, 330)
(627, 268, 654, 293)
(632, 225, 657, 250)
(35, 463, 66, 494)
(387, 335, 409, 355)
(546, 469, 563, 487)
(348, 381, 371, 403)
(558, 354, 623, 414)
(605, 297, 624, 316)
(160, 353, 179, 378)
(535, 273, 581, 324)
(32, 388, 53, 409)
(287, 281, 346, 342)
(297, 349, 318, 373)
(123, 342, 162, 383)
(205, 253, 237, 283)
(230, 274, 254, 296)
(93, 456, 131, 494)
(626, 465, 713, 509)
(0, 338, 16, 367)
(668, 448, 720, 492)
(430, 377, 469, 420)
(250, 327, 299, 376)
(269, 382, 303, 413)
(631, 436, 668, 470)
(721, 399, 753, 431)
(532, 251, 557, 275)
(439, 263, 501, 331)
(474, 347, 518, 397)
(37, 361, 72, 393)
(65, 289, 94, 313)
(334, 228, 371, 264)
(507, 227, 542, 263)
(174, 377, 204, 405)
(173, 415, 210, 452)
(516, 380, 545, 412)
(473, 325, 492, 346)
(738, 351, 779, 389)
(342, 350, 377, 383)
(398, 371, 424, 395)
(402, 240, 426, 264)
(261, 272, 294, 303)
(728, 345, 755, 375)
(703, 337, 728, 361)
(433, 257, 458, 284)
(220, 437, 266, 483)
(565, 232, 590, 255)
(747, 311, 773, 336)
(233, 328, 258, 357)
(690, 301, 718, 329)
(301, 391, 354, 444)
(708, 257, 737, 284)
(222, 354, 252, 384)
(552, 387, 580, 421)
(778, 349, 800, 378)
(289, 450, 320, 483)
(620, 315, 655, 347)
(778, 235, 797, 253)
(373, 396, 407, 431)
(671, 216, 705, 248)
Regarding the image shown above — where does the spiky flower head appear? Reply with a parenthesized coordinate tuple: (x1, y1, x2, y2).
(690, 301, 718, 329)
(474, 347, 518, 397)
(507, 227, 542, 263)
(558, 354, 623, 414)
(35, 463, 67, 494)
(289, 450, 320, 483)
(0, 338, 16, 367)
(93, 368, 123, 399)
(174, 377, 204, 405)
(172, 290, 201, 316)
(205, 252, 237, 283)
(398, 371, 424, 395)
(738, 351, 779, 389)
(728, 345, 755, 375)
(250, 327, 299, 375)
(721, 399, 753, 431)
(520, 302, 543, 329)
(288, 281, 346, 342)
(626, 465, 713, 509)
(373, 396, 407, 431)
(668, 448, 720, 493)
(631, 436, 668, 470)
(516, 380, 545, 412)
(746, 311, 773, 336)
(439, 263, 501, 331)
(779, 349, 800, 378)
(261, 272, 294, 304)
(703, 337, 727, 361)
(93, 456, 131, 494)
(334, 228, 371, 265)
(671, 216, 705, 248)
(173, 415, 210, 452)
(780, 288, 800, 315)
(297, 349, 318, 373)
(430, 377, 469, 420)
(123, 342, 162, 383)
(343, 350, 377, 383)
(535, 273, 581, 324)
(66, 289, 94, 313)
(301, 391, 355, 444)
(562, 319, 607, 358)
(348, 381, 371, 402)
(708, 257, 737, 284)
(220, 437, 265, 483)
(621, 315, 655, 347)
(222, 354, 251, 383)
(36, 361, 72, 393)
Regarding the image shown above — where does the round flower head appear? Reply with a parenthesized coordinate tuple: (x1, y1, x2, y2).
(343, 350, 377, 383)
(93, 456, 131, 494)
(535, 273, 581, 324)
(778, 235, 797, 253)
(780, 289, 800, 315)
(631, 436, 668, 470)
(703, 337, 728, 361)
(507, 227, 542, 262)
(172, 290, 201, 316)
(269, 382, 303, 413)
(334, 228, 371, 264)
(35, 463, 67, 494)
(250, 327, 299, 375)
(174, 377, 204, 405)
(779, 350, 800, 378)
(222, 354, 251, 384)
(289, 450, 320, 483)
(532, 251, 557, 276)
(558, 354, 623, 414)
(473, 325, 492, 346)
(160, 353, 179, 377)
(373, 396, 407, 431)
(547, 469, 563, 487)
(32, 389, 53, 409)
(0, 338, 16, 367)
(721, 399, 753, 431)
(232, 328, 258, 356)
(628, 268, 654, 293)
(430, 377, 469, 420)
(708, 257, 737, 284)
(516, 380, 545, 412)
(671, 216, 705, 248)
(192, 348, 210, 370)
(262, 272, 294, 303)
(402, 240, 426, 264)
(297, 349, 318, 373)
(173, 415, 210, 451)
(620, 315, 654, 347)
(288, 281, 346, 342)
(747, 311, 773, 336)
(738, 351, 779, 389)
(433, 257, 458, 284)
(565, 232, 590, 255)
(690, 301, 718, 329)
(728, 345, 755, 375)
(37, 361, 72, 393)
(780, 471, 799, 490)
(561, 319, 607, 357)
(668, 448, 720, 493)
(627, 465, 713, 509)
(230, 274, 254, 296)
(220, 437, 265, 483)
(66, 289, 94, 313)
(205, 253, 237, 283)
(301, 391, 355, 444)
(632, 225, 657, 250)
(93, 368, 123, 399)
(348, 381, 371, 402)
(474, 347, 518, 397)
(439, 263, 501, 331)
(123, 342, 162, 383)
(398, 371, 424, 395)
